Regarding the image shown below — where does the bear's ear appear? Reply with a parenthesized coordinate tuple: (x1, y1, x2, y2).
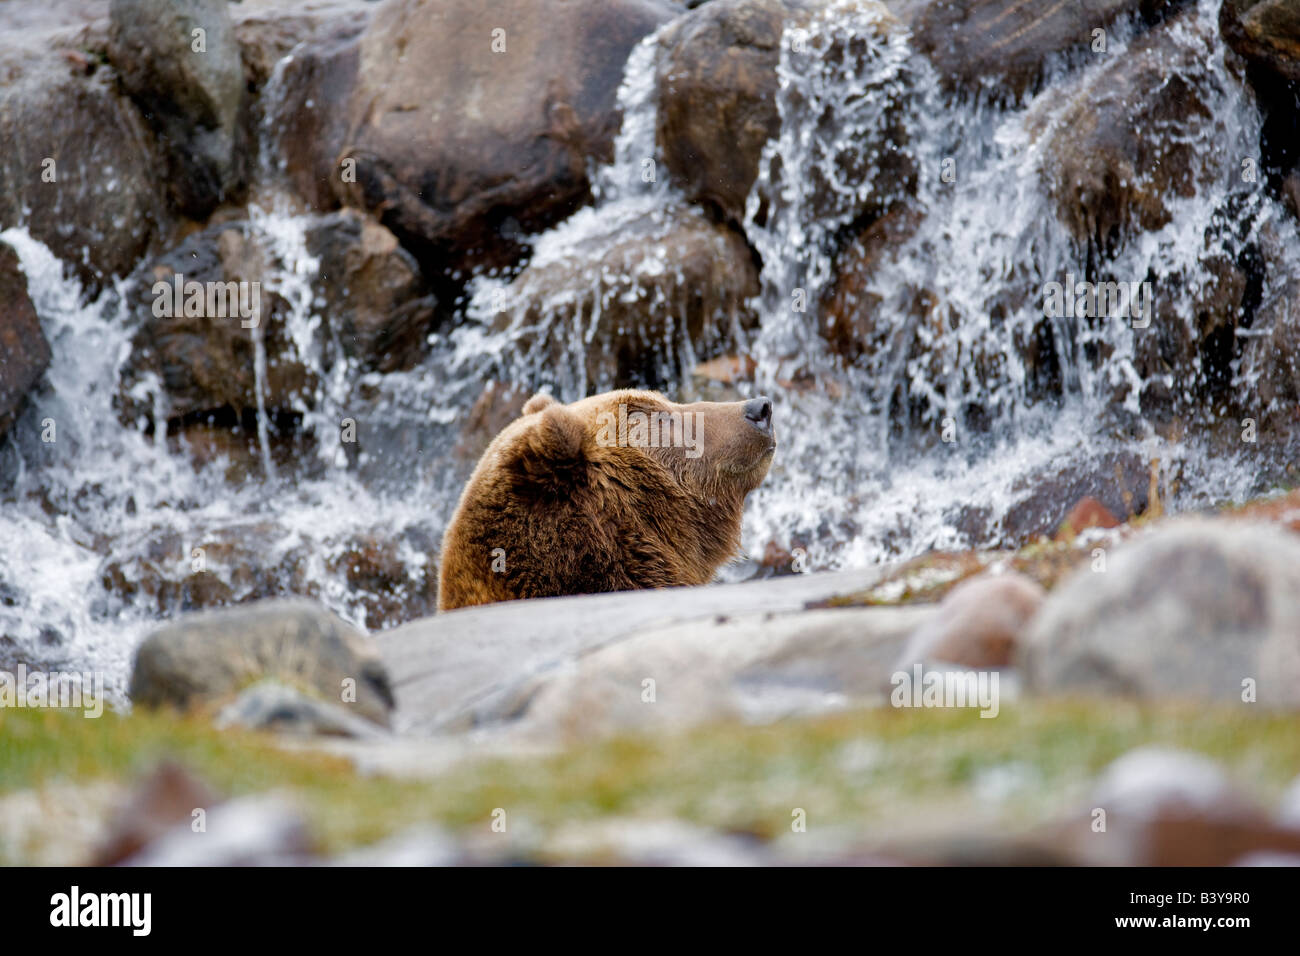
(522, 392, 557, 416)
(507, 403, 587, 490)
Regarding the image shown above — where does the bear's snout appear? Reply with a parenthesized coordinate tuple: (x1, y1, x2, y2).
(743, 397, 774, 437)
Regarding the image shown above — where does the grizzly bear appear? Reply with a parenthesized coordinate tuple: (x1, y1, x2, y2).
(437, 389, 776, 610)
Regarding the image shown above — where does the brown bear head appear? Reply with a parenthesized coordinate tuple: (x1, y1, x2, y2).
(438, 388, 776, 610)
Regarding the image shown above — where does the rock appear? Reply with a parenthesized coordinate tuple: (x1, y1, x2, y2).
(894, 572, 1044, 670)
(654, 0, 811, 224)
(911, 0, 1175, 101)
(117, 210, 434, 425)
(1238, 247, 1300, 426)
(0, 31, 173, 289)
(124, 794, 313, 866)
(260, 10, 369, 210)
(107, 0, 247, 217)
(93, 761, 219, 866)
(1021, 520, 1300, 706)
(129, 598, 395, 726)
(822, 204, 925, 363)
(1002, 451, 1152, 543)
(454, 380, 530, 463)
(508, 605, 932, 740)
(1067, 747, 1300, 865)
(1026, 9, 1225, 256)
(381, 565, 895, 734)
(309, 0, 680, 272)
(1055, 496, 1121, 539)
(0, 242, 50, 439)
(492, 203, 759, 391)
(1221, 0, 1300, 86)
(99, 521, 438, 631)
(657, 0, 912, 226)
(215, 680, 390, 738)
(305, 209, 437, 373)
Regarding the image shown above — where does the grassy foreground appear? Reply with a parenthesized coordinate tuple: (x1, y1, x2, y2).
(3, 698, 1299, 864)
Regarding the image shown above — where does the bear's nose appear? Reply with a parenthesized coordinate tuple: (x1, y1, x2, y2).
(744, 396, 773, 435)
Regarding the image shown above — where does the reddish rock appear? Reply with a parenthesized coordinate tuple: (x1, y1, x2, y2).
(93, 761, 220, 866)
(894, 571, 1045, 668)
(1055, 496, 1121, 540)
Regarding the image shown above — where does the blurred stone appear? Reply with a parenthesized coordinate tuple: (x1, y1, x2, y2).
(130, 597, 394, 726)
(894, 572, 1044, 669)
(1221, 0, 1300, 86)
(1022, 520, 1300, 706)
(216, 679, 390, 738)
(1055, 495, 1121, 539)
(124, 794, 313, 866)
(94, 760, 220, 866)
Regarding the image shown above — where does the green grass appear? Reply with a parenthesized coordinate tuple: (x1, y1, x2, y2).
(4, 698, 1300, 863)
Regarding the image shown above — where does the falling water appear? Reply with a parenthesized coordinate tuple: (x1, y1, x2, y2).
(1, 0, 1294, 695)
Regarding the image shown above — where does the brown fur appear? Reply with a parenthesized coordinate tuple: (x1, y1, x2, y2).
(437, 389, 776, 610)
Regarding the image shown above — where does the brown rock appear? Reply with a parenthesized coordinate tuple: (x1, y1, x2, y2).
(912, 0, 1180, 101)
(495, 204, 759, 391)
(0, 242, 50, 439)
(894, 571, 1045, 669)
(1056, 495, 1121, 540)
(1220, 0, 1300, 84)
(93, 761, 220, 866)
(1027, 8, 1223, 255)
(298, 0, 679, 272)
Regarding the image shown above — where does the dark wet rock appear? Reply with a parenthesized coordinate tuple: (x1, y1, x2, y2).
(116, 221, 307, 425)
(494, 203, 759, 391)
(1002, 451, 1152, 543)
(1221, 0, 1300, 86)
(0, 28, 174, 289)
(107, 0, 247, 217)
(99, 522, 438, 630)
(454, 381, 530, 464)
(658, 0, 914, 227)
(130, 597, 395, 726)
(288, 0, 679, 273)
(117, 210, 434, 426)
(216, 680, 390, 738)
(1022, 520, 1300, 706)
(655, 0, 814, 224)
(822, 204, 925, 363)
(911, 0, 1179, 102)
(1026, 9, 1225, 255)
(260, 10, 369, 211)
(305, 208, 437, 373)
(0, 242, 50, 439)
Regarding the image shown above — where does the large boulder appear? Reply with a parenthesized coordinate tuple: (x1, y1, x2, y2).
(0, 31, 173, 289)
(278, 0, 680, 272)
(107, 0, 247, 217)
(0, 242, 50, 439)
(129, 598, 395, 726)
(489, 202, 759, 392)
(1021, 520, 1300, 707)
